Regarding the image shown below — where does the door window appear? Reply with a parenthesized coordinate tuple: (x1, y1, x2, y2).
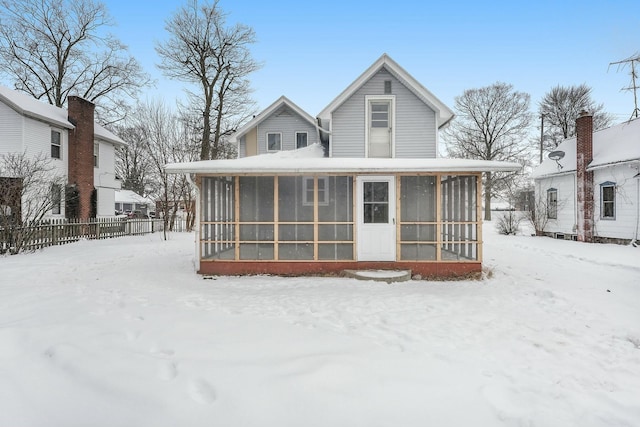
(363, 181, 389, 223)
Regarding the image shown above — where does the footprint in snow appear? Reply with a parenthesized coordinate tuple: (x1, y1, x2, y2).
(188, 379, 217, 404)
(157, 361, 178, 381)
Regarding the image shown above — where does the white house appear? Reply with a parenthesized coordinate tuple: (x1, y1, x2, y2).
(114, 189, 154, 215)
(532, 112, 640, 244)
(0, 86, 125, 220)
(167, 54, 521, 278)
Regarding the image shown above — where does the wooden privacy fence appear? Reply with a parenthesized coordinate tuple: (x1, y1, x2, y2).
(0, 217, 187, 254)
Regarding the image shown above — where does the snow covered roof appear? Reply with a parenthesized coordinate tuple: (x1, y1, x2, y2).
(532, 118, 640, 179)
(317, 54, 455, 129)
(166, 144, 521, 175)
(0, 85, 72, 129)
(115, 190, 154, 205)
(0, 85, 125, 147)
(229, 96, 318, 144)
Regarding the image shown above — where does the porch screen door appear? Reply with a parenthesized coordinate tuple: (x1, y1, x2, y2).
(356, 176, 396, 261)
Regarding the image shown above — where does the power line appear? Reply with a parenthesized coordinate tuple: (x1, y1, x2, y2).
(609, 53, 640, 120)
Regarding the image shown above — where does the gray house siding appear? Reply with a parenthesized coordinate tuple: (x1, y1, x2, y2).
(239, 136, 246, 158)
(256, 108, 318, 155)
(330, 67, 437, 158)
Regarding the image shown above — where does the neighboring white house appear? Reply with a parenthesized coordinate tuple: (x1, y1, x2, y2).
(167, 54, 521, 278)
(532, 112, 640, 244)
(0, 86, 125, 220)
(114, 189, 155, 215)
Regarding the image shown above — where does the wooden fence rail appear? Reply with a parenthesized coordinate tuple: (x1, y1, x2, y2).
(0, 217, 188, 254)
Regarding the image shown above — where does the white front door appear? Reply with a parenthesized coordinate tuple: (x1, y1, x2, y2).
(356, 176, 396, 261)
(368, 100, 392, 158)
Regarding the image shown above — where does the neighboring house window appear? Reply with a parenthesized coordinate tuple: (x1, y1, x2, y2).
(267, 133, 281, 151)
(51, 130, 61, 159)
(600, 182, 616, 219)
(384, 80, 392, 94)
(296, 132, 308, 149)
(547, 188, 557, 219)
(302, 176, 329, 206)
(94, 143, 99, 167)
(51, 184, 62, 215)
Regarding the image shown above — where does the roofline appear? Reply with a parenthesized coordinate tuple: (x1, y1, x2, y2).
(587, 158, 640, 171)
(230, 96, 317, 143)
(317, 54, 455, 127)
(166, 158, 521, 175)
(0, 90, 74, 130)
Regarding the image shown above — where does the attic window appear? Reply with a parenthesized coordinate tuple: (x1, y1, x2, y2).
(384, 80, 392, 94)
(267, 132, 281, 151)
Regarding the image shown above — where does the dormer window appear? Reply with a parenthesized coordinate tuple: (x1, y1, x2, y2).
(267, 132, 281, 151)
(51, 130, 61, 159)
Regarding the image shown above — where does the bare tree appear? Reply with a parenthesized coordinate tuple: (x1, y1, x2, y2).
(156, 0, 259, 160)
(0, 0, 152, 123)
(445, 82, 533, 220)
(0, 151, 66, 253)
(539, 84, 614, 150)
(113, 125, 156, 197)
(130, 100, 199, 237)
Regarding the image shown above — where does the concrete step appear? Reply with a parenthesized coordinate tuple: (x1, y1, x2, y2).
(342, 269, 411, 284)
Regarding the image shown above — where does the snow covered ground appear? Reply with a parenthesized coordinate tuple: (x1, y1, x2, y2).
(1, 221, 639, 426)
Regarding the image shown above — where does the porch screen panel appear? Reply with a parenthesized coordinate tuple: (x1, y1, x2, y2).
(399, 176, 437, 260)
(238, 176, 274, 260)
(278, 176, 313, 222)
(201, 176, 235, 259)
(440, 175, 478, 261)
(317, 176, 354, 260)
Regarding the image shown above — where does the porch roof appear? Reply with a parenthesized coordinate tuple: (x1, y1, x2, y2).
(166, 155, 521, 175)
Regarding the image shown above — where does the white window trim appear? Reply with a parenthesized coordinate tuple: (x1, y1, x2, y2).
(94, 142, 99, 168)
(266, 132, 282, 152)
(295, 131, 308, 149)
(51, 183, 62, 215)
(547, 188, 557, 220)
(364, 95, 396, 158)
(600, 182, 616, 220)
(302, 176, 329, 206)
(51, 128, 62, 160)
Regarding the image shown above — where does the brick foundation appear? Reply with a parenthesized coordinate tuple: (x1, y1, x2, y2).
(198, 261, 482, 279)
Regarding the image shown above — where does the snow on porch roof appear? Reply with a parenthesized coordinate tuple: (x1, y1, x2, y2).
(165, 144, 521, 175)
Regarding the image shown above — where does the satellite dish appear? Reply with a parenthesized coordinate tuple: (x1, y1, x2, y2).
(548, 150, 565, 161)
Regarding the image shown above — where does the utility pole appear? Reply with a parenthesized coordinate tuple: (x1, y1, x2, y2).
(540, 114, 544, 164)
(610, 53, 640, 120)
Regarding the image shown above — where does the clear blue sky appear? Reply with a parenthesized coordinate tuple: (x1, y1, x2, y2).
(107, 0, 639, 124)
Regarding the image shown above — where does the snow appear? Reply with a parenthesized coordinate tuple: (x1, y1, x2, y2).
(1, 223, 639, 426)
(165, 144, 521, 174)
(115, 189, 154, 205)
(532, 117, 640, 178)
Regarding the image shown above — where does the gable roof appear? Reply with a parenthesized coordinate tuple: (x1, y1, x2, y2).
(532, 117, 640, 179)
(317, 54, 455, 129)
(0, 85, 125, 147)
(230, 96, 318, 143)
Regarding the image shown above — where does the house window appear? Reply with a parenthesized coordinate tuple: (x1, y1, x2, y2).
(94, 143, 99, 167)
(267, 133, 281, 151)
(547, 188, 557, 219)
(296, 132, 308, 149)
(303, 176, 329, 206)
(51, 184, 62, 215)
(51, 130, 61, 159)
(384, 80, 392, 94)
(600, 182, 615, 219)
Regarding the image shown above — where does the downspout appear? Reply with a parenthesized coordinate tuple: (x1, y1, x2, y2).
(634, 169, 640, 244)
(185, 172, 200, 272)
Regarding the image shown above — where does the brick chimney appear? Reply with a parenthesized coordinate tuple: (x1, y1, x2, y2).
(67, 96, 95, 219)
(576, 110, 594, 242)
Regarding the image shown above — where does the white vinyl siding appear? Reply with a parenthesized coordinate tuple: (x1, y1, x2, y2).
(535, 174, 576, 235)
(0, 101, 23, 155)
(94, 141, 120, 191)
(331, 67, 437, 158)
(593, 168, 638, 240)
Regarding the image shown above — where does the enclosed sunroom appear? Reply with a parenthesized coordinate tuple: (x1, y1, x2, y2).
(166, 146, 520, 278)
